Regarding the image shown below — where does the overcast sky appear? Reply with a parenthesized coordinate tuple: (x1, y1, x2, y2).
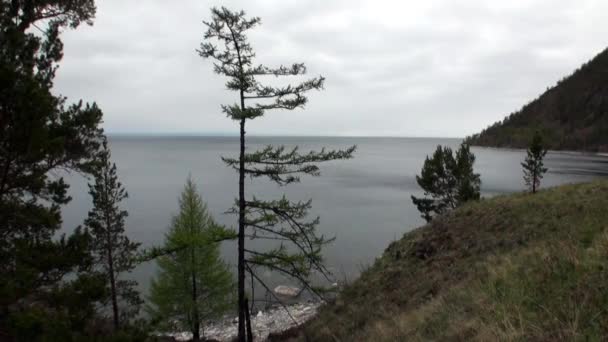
(53, 0, 608, 137)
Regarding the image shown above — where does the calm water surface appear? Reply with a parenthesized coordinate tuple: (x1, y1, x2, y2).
(60, 136, 608, 295)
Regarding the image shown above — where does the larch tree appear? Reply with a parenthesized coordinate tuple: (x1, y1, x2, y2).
(199, 7, 356, 341)
(411, 143, 480, 222)
(85, 140, 142, 330)
(147, 177, 234, 342)
(522, 131, 548, 193)
(0, 0, 107, 338)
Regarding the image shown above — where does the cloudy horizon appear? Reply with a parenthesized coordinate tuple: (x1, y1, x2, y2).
(53, 0, 608, 138)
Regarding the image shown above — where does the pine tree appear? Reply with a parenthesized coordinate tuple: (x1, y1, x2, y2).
(522, 131, 548, 193)
(199, 7, 356, 341)
(411, 146, 457, 221)
(85, 140, 142, 330)
(411, 143, 480, 222)
(454, 143, 481, 204)
(147, 177, 234, 342)
(0, 1, 106, 337)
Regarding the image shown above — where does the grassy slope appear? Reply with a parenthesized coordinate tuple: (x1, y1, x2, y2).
(290, 180, 608, 341)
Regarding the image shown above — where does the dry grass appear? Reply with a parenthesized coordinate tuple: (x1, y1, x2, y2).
(283, 180, 608, 341)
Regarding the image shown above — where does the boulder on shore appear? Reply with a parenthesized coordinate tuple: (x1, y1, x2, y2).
(273, 285, 300, 298)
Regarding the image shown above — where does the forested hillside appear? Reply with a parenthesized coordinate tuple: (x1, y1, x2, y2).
(466, 48, 608, 152)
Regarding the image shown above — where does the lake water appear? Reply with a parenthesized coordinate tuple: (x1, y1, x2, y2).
(60, 136, 608, 296)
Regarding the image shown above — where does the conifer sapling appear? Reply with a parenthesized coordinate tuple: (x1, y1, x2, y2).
(147, 177, 234, 342)
(522, 131, 548, 193)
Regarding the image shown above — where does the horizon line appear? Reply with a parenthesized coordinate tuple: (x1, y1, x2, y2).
(105, 132, 466, 139)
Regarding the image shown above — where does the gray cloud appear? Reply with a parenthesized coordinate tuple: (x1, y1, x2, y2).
(53, 0, 608, 137)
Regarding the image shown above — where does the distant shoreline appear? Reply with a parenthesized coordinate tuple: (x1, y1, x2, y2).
(106, 133, 465, 139)
(103, 135, 608, 157)
(471, 145, 608, 157)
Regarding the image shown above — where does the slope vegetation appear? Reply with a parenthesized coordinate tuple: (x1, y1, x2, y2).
(287, 180, 608, 341)
(466, 48, 608, 152)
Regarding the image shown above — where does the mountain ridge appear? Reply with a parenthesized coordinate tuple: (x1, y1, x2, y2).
(466, 48, 608, 152)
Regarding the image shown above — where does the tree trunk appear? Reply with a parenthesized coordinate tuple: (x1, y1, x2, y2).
(105, 173, 119, 330)
(228, 26, 249, 341)
(238, 113, 247, 341)
(108, 243, 119, 330)
(245, 298, 253, 341)
(532, 168, 537, 193)
(191, 246, 200, 341)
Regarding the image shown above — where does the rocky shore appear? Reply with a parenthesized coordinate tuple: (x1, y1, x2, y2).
(167, 301, 321, 341)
